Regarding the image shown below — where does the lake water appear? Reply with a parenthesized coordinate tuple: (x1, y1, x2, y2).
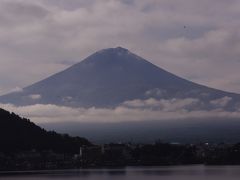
(1, 166, 240, 180)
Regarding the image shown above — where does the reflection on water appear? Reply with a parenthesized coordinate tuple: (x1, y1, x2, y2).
(1, 166, 240, 180)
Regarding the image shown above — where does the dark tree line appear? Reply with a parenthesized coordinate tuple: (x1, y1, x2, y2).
(0, 108, 91, 154)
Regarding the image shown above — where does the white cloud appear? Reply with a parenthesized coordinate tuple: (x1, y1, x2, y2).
(1, 97, 240, 125)
(122, 98, 200, 111)
(28, 94, 42, 100)
(62, 96, 73, 102)
(8, 87, 23, 93)
(156, 28, 240, 93)
(145, 88, 167, 97)
(210, 96, 232, 108)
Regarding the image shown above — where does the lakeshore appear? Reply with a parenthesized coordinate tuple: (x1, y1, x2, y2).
(1, 142, 240, 171)
(1, 166, 240, 180)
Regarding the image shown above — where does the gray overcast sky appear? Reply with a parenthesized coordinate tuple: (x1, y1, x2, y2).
(0, 0, 240, 95)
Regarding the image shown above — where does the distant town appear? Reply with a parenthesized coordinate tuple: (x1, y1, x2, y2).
(1, 108, 240, 171)
(1, 142, 240, 171)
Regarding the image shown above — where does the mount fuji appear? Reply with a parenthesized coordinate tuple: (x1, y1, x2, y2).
(0, 47, 239, 109)
(1, 47, 240, 143)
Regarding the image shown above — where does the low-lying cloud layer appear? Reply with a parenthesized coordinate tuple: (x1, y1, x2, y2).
(1, 97, 240, 125)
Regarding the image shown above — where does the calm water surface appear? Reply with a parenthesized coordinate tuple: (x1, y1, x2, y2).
(1, 166, 240, 180)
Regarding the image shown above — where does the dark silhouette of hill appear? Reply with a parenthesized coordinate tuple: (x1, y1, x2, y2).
(0, 108, 91, 153)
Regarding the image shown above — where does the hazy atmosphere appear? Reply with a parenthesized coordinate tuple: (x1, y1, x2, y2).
(0, 0, 240, 94)
(1, 0, 240, 130)
(3, 0, 240, 175)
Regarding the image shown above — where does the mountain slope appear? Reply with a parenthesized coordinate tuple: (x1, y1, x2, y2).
(0, 47, 239, 108)
(0, 108, 90, 153)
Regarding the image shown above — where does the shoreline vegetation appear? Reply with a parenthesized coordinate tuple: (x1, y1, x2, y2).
(1, 142, 240, 171)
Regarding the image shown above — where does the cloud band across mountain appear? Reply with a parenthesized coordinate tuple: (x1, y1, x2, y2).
(1, 97, 240, 125)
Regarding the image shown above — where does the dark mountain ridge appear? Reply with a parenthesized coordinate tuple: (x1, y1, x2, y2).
(0, 108, 90, 153)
